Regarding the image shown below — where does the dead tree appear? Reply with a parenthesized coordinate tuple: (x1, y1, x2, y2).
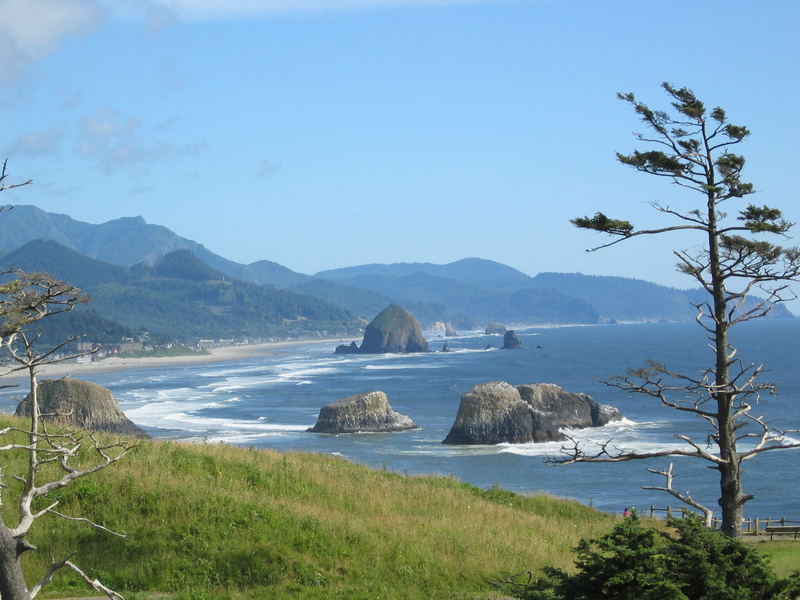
(0, 193, 133, 597)
(563, 83, 800, 537)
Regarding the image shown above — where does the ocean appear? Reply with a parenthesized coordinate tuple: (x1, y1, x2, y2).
(2, 319, 798, 519)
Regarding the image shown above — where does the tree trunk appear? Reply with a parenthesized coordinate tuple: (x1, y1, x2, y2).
(0, 523, 30, 600)
(705, 144, 744, 538)
(718, 454, 745, 537)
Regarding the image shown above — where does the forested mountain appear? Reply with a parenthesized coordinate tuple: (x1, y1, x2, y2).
(315, 257, 532, 289)
(0, 241, 362, 342)
(0, 207, 791, 338)
(0, 206, 308, 288)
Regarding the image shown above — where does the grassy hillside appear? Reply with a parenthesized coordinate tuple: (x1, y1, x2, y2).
(0, 414, 617, 599)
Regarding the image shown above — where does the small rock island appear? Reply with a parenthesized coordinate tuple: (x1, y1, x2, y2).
(16, 378, 148, 438)
(308, 391, 418, 433)
(502, 330, 522, 349)
(334, 304, 429, 354)
(485, 322, 507, 335)
(442, 381, 621, 445)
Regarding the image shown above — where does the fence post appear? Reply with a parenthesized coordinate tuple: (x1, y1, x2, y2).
(650, 505, 654, 519)
(755, 517, 760, 535)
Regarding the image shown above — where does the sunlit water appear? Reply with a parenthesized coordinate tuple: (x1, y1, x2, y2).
(2, 320, 798, 518)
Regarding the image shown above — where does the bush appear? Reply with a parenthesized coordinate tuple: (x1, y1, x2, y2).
(500, 515, 798, 600)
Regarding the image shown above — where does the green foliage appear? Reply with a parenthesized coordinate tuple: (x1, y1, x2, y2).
(1, 240, 363, 342)
(501, 516, 796, 600)
(571, 212, 633, 235)
(738, 204, 792, 234)
(149, 249, 225, 282)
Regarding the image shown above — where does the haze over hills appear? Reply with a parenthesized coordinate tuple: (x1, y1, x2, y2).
(0, 205, 308, 288)
(2, 240, 361, 342)
(0, 206, 791, 344)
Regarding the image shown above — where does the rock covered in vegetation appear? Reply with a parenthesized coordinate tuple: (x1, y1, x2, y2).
(442, 382, 621, 445)
(357, 304, 429, 354)
(334, 341, 360, 354)
(485, 322, 507, 335)
(308, 391, 418, 433)
(16, 378, 148, 438)
(444, 322, 458, 337)
(502, 330, 522, 349)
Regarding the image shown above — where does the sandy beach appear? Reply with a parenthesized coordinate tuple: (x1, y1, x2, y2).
(0, 338, 356, 382)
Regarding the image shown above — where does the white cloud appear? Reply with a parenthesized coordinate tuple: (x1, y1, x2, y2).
(0, 0, 103, 79)
(137, 0, 493, 18)
(77, 106, 206, 172)
(10, 125, 64, 156)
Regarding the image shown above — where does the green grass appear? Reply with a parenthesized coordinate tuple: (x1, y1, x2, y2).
(0, 414, 617, 599)
(749, 540, 800, 577)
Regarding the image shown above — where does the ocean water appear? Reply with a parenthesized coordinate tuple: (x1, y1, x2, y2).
(2, 320, 798, 518)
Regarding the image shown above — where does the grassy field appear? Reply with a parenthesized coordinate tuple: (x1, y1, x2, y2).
(4, 412, 796, 599)
(750, 540, 800, 578)
(0, 414, 617, 599)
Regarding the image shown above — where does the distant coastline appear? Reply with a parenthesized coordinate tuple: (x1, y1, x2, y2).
(0, 337, 360, 382)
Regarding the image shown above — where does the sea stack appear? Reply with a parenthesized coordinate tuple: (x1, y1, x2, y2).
(442, 382, 622, 445)
(357, 304, 429, 354)
(485, 323, 507, 335)
(308, 391, 418, 433)
(16, 378, 148, 438)
(334, 341, 359, 354)
(503, 330, 522, 349)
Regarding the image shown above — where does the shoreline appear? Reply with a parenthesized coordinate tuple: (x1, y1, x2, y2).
(0, 337, 358, 381)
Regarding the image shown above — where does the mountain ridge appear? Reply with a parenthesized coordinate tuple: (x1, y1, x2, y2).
(0, 206, 792, 336)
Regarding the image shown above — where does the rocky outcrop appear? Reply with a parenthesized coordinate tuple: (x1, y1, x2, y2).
(442, 382, 621, 445)
(516, 383, 621, 442)
(444, 322, 457, 337)
(308, 391, 418, 433)
(441, 342, 452, 352)
(334, 341, 359, 354)
(485, 323, 507, 335)
(16, 378, 148, 438)
(357, 304, 429, 354)
(503, 330, 522, 349)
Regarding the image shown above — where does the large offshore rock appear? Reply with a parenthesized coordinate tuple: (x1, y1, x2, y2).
(442, 382, 534, 445)
(516, 383, 621, 442)
(358, 304, 429, 354)
(308, 391, 418, 433)
(485, 322, 507, 335)
(444, 322, 458, 337)
(442, 381, 621, 445)
(502, 330, 522, 349)
(16, 378, 148, 438)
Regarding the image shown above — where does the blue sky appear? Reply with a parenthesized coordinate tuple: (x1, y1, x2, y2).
(1, 0, 798, 288)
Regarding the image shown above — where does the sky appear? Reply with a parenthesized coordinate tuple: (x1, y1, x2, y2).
(1, 0, 799, 289)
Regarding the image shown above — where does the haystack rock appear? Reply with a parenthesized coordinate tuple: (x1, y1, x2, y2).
(307, 391, 418, 433)
(16, 378, 148, 438)
(485, 323, 507, 335)
(442, 382, 621, 445)
(444, 322, 458, 337)
(503, 330, 522, 349)
(357, 304, 429, 354)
